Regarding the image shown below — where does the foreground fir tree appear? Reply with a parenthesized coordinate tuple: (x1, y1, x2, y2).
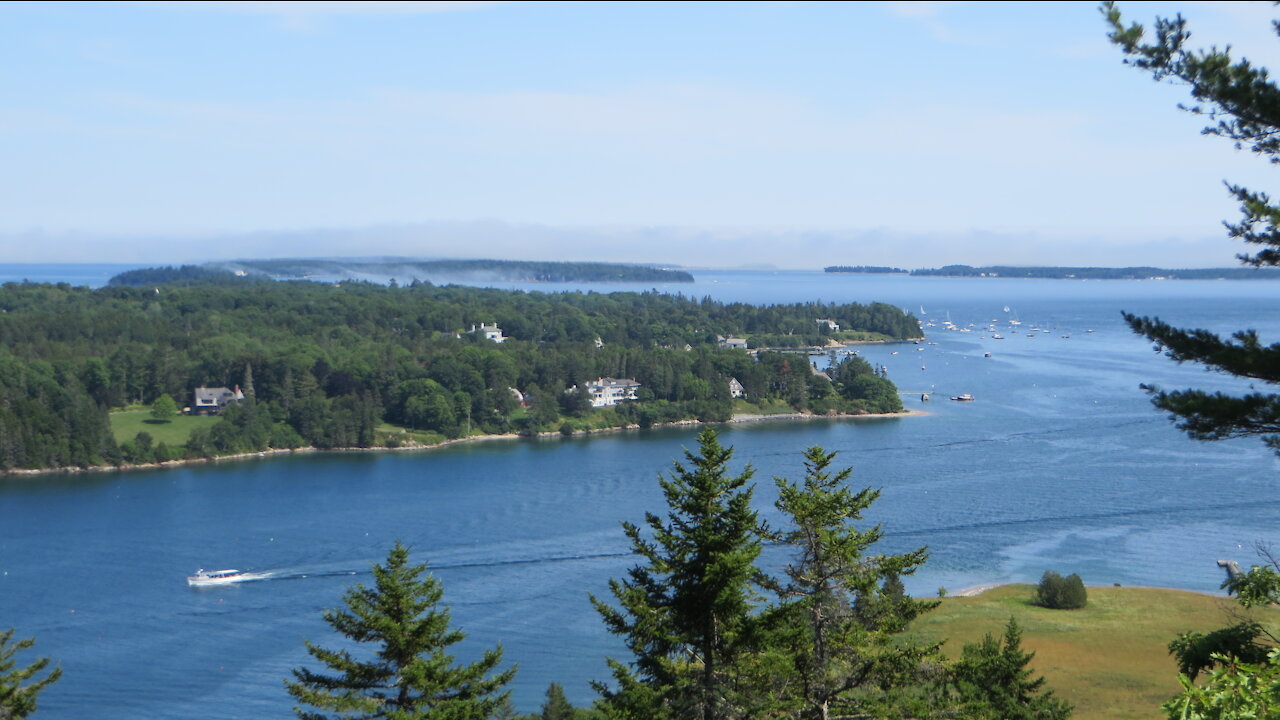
(1105, 0, 1280, 454)
(591, 428, 764, 720)
(765, 446, 939, 720)
(950, 618, 1071, 720)
(1105, 4, 1280, 715)
(0, 628, 61, 720)
(286, 541, 515, 720)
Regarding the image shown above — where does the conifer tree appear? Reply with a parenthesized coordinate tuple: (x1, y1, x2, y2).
(286, 541, 514, 720)
(242, 362, 255, 400)
(591, 428, 763, 720)
(767, 446, 938, 720)
(0, 628, 61, 720)
(950, 618, 1071, 720)
(1105, 1, 1280, 454)
(540, 683, 575, 720)
(1106, 7, 1280, 711)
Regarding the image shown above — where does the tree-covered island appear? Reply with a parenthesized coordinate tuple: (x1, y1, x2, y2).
(0, 276, 920, 472)
(110, 258, 696, 286)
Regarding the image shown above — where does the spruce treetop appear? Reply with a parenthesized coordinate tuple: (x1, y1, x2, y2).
(286, 541, 514, 720)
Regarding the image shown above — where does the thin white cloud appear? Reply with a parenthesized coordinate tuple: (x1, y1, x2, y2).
(882, 1, 990, 47)
(883, 1, 966, 19)
(9, 78, 1246, 241)
(139, 1, 504, 15)
(130, 0, 504, 29)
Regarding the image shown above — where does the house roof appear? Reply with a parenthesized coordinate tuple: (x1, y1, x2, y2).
(587, 377, 640, 389)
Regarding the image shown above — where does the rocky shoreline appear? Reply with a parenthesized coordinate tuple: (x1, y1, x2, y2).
(1, 409, 927, 478)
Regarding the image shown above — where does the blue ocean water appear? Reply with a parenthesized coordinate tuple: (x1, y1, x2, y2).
(0, 263, 148, 288)
(2, 265, 1280, 717)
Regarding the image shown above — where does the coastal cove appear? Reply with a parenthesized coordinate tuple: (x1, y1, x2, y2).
(4, 268, 1280, 718)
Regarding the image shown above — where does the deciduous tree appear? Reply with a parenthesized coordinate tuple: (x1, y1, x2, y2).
(1032, 571, 1087, 610)
(150, 393, 178, 422)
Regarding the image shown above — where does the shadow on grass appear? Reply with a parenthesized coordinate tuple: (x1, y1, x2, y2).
(142, 419, 173, 425)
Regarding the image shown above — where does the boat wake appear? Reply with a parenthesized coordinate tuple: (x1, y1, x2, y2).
(186, 569, 276, 587)
(189, 549, 645, 589)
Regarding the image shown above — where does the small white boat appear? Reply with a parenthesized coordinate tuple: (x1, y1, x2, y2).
(187, 568, 257, 586)
(951, 394, 976, 402)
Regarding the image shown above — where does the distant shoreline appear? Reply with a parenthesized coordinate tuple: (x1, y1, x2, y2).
(1, 409, 927, 479)
(826, 264, 1280, 281)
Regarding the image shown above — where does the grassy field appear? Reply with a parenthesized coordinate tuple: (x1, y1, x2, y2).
(731, 398, 795, 415)
(110, 409, 219, 446)
(375, 422, 449, 446)
(912, 584, 1280, 720)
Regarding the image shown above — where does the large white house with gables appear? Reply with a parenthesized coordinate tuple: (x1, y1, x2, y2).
(572, 377, 641, 407)
(192, 385, 245, 415)
(468, 323, 507, 343)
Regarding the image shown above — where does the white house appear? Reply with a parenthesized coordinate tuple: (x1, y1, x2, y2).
(508, 387, 526, 407)
(192, 385, 245, 415)
(468, 323, 507, 343)
(728, 377, 745, 398)
(816, 318, 841, 332)
(573, 377, 641, 407)
(719, 336, 749, 350)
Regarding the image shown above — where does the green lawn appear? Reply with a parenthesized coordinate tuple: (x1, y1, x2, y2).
(912, 584, 1280, 720)
(375, 422, 449, 446)
(731, 398, 795, 415)
(110, 409, 219, 446)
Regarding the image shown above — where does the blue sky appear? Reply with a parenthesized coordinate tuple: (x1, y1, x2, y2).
(4, 1, 1280, 267)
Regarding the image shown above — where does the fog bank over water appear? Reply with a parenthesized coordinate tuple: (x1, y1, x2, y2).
(0, 221, 1234, 270)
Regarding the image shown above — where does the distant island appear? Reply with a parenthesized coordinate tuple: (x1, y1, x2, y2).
(825, 264, 1280, 280)
(109, 259, 694, 287)
(823, 265, 909, 274)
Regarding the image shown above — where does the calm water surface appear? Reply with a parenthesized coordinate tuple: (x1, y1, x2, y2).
(3, 267, 1280, 717)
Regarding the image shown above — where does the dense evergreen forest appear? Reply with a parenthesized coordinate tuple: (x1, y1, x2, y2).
(0, 279, 919, 471)
(110, 259, 695, 287)
(827, 264, 1280, 279)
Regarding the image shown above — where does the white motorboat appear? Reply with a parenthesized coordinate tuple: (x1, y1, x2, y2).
(187, 568, 257, 586)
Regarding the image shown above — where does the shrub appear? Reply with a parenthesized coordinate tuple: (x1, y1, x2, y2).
(1034, 571, 1088, 609)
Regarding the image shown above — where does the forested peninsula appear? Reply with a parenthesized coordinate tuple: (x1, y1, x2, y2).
(0, 278, 920, 472)
(110, 259, 695, 287)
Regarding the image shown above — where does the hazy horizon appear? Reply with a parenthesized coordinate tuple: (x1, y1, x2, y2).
(5, 1, 1278, 268)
